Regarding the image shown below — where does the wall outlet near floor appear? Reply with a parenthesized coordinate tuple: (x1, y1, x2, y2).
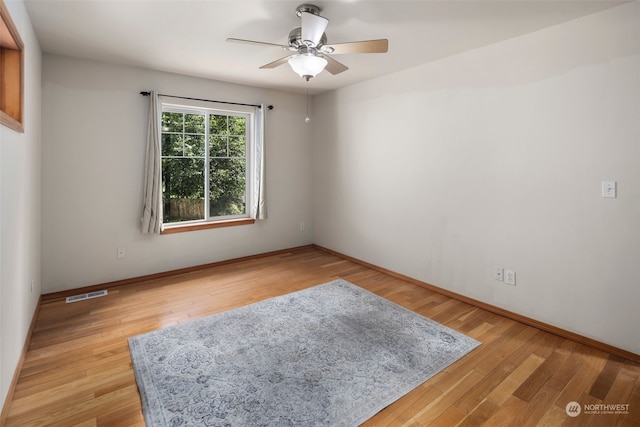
(494, 267, 504, 282)
(299, 222, 305, 231)
(117, 247, 126, 259)
(505, 270, 516, 286)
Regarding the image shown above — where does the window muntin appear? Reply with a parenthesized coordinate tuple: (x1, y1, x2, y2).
(160, 104, 252, 226)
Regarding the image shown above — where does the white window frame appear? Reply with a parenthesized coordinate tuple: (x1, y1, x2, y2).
(160, 100, 255, 228)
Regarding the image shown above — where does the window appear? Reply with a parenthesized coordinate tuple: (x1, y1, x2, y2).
(160, 103, 254, 227)
(0, 0, 24, 133)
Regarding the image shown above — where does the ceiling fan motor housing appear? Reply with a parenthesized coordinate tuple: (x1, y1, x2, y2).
(289, 27, 327, 49)
(295, 4, 321, 17)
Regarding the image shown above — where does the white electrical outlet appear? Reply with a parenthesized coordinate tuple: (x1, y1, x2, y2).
(300, 222, 305, 231)
(494, 267, 504, 282)
(117, 247, 126, 259)
(505, 270, 516, 285)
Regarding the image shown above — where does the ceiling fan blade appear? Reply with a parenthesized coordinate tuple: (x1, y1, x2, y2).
(226, 38, 289, 49)
(322, 55, 349, 75)
(259, 55, 292, 69)
(324, 39, 389, 55)
(301, 12, 329, 46)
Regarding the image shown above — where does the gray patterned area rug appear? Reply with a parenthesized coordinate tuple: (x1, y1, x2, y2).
(128, 279, 480, 426)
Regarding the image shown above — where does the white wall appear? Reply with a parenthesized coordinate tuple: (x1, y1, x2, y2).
(0, 0, 41, 410)
(313, 2, 640, 354)
(41, 56, 313, 293)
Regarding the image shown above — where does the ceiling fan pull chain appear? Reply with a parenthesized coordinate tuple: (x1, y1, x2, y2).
(305, 84, 311, 123)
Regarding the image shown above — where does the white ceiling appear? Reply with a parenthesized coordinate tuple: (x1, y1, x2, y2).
(23, 0, 626, 95)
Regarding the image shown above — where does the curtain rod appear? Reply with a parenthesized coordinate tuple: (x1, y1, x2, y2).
(140, 91, 273, 110)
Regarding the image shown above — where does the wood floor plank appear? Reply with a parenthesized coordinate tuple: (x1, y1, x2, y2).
(385, 384, 442, 423)
(428, 406, 466, 427)
(556, 346, 609, 408)
(454, 362, 514, 414)
(4, 246, 639, 426)
(511, 384, 561, 427)
(485, 353, 546, 406)
(601, 368, 639, 426)
(483, 395, 528, 426)
(405, 370, 486, 425)
(457, 398, 499, 426)
(536, 403, 570, 427)
(95, 404, 144, 427)
(563, 392, 602, 426)
(547, 342, 582, 392)
(590, 355, 627, 400)
(513, 350, 567, 402)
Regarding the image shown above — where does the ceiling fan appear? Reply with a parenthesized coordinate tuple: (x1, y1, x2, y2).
(227, 3, 388, 81)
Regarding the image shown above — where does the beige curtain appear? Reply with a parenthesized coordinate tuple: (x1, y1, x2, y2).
(253, 104, 267, 220)
(140, 91, 163, 234)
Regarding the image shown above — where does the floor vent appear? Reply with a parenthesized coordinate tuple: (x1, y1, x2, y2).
(66, 290, 108, 303)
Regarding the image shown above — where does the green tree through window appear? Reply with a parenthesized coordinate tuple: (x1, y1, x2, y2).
(161, 106, 249, 224)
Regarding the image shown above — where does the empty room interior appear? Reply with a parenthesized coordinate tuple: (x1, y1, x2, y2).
(1, 0, 639, 425)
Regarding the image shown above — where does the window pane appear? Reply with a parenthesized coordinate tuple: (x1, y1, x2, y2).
(228, 136, 245, 157)
(162, 133, 183, 157)
(210, 135, 228, 157)
(161, 107, 253, 224)
(228, 116, 246, 135)
(162, 158, 205, 223)
(210, 115, 228, 135)
(184, 113, 205, 134)
(184, 135, 205, 157)
(162, 112, 183, 133)
(209, 158, 246, 217)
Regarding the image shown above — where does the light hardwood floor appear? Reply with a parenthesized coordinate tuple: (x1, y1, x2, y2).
(4, 246, 640, 426)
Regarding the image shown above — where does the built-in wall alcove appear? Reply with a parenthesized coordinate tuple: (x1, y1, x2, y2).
(0, 0, 24, 133)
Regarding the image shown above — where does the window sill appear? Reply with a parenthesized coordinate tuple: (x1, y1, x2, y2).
(160, 218, 255, 235)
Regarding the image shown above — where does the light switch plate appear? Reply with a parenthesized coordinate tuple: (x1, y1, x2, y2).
(602, 181, 616, 198)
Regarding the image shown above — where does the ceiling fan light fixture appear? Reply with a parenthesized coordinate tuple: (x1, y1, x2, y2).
(228, 3, 388, 81)
(288, 53, 327, 81)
